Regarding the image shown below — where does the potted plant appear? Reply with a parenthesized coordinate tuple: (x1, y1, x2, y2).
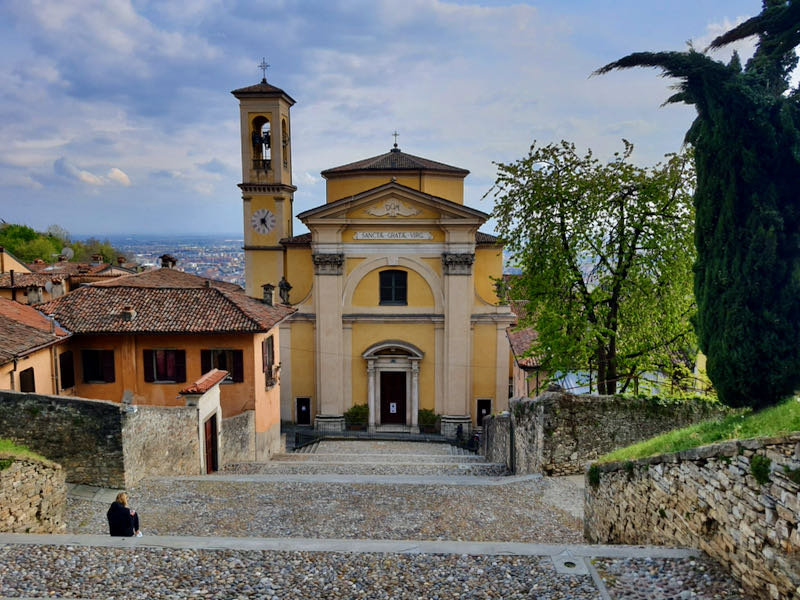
(344, 403, 369, 431)
(418, 408, 439, 433)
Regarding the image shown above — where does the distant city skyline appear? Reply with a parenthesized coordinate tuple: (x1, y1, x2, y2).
(0, 1, 764, 236)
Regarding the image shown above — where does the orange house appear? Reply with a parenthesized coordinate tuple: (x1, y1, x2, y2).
(37, 267, 295, 459)
(0, 296, 71, 394)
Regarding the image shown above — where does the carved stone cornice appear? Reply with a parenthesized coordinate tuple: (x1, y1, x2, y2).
(312, 253, 345, 275)
(442, 252, 475, 275)
(239, 183, 297, 195)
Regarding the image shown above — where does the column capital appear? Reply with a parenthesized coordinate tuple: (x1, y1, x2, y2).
(442, 252, 475, 275)
(313, 253, 344, 275)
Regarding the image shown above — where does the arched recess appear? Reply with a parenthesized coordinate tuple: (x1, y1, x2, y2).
(343, 256, 443, 311)
(361, 340, 424, 428)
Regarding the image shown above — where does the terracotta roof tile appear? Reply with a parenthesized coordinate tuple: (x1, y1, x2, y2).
(507, 326, 540, 368)
(37, 268, 295, 334)
(179, 369, 229, 395)
(0, 272, 65, 289)
(231, 79, 296, 105)
(0, 297, 70, 364)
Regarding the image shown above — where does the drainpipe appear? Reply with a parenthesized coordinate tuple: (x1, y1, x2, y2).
(9, 358, 17, 392)
(0, 245, 5, 273)
(10, 269, 15, 302)
(49, 318, 60, 395)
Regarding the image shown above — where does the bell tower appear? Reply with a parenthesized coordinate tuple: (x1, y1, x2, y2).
(232, 63, 296, 298)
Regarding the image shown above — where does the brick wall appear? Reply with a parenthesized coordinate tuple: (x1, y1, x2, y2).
(0, 455, 65, 533)
(585, 435, 800, 600)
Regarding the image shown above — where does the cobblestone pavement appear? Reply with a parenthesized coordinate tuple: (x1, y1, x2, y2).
(0, 440, 755, 599)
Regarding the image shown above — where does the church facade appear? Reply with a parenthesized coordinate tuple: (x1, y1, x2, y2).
(232, 77, 515, 435)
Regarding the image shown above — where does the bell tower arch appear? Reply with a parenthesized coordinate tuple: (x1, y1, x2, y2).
(232, 65, 296, 297)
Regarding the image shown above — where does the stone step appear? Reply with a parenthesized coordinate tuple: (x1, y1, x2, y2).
(223, 461, 508, 477)
(273, 452, 484, 464)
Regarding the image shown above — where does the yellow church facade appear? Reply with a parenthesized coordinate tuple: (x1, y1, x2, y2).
(233, 77, 515, 435)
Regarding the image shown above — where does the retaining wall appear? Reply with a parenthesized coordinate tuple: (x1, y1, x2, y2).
(482, 390, 725, 475)
(221, 410, 256, 465)
(585, 435, 800, 600)
(0, 454, 65, 533)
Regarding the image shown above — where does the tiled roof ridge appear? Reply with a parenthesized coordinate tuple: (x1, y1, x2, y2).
(179, 368, 230, 395)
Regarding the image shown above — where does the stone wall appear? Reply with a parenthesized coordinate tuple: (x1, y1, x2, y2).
(221, 410, 255, 465)
(0, 390, 207, 488)
(585, 435, 800, 600)
(0, 390, 125, 487)
(121, 405, 201, 486)
(500, 390, 725, 475)
(481, 412, 512, 467)
(0, 454, 65, 533)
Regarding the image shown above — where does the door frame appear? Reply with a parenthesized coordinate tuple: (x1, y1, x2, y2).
(362, 340, 423, 427)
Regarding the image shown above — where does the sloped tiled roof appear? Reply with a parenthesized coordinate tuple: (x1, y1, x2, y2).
(179, 369, 230, 395)
(508, 326, 540, 368)
(0, 297, 70, 365)
(0, 272, 64, 289)
(28, 261, 109, 276)
(321, 148, 469, 177)
(37, 268, 295, 335)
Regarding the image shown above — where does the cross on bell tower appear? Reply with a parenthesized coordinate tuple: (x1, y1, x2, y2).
(258, 58, 270, 82)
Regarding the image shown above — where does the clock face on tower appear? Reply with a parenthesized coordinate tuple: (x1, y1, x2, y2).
(251, 208, 277, 234)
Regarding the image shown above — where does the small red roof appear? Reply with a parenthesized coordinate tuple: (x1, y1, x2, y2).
(179, 369, 229, 395)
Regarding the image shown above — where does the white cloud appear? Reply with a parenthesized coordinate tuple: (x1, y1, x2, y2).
(107, 167, 131, 186)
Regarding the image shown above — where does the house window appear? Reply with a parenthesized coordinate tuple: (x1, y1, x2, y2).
(82, 349, 115, 383)
(201, 349, 244, 383)
(59, 351, 75, 390)
(263, 335, 276, 388)
(19, 367, 35, 393)
(143, 349, 186, 383)
(379, 270, 407, 305)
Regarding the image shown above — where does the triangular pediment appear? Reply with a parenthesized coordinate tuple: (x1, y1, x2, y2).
(297, 181, 488, 224)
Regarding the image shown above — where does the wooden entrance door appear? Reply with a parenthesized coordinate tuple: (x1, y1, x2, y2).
(380, 371, 406, 424)
(204, 416, 218, 473)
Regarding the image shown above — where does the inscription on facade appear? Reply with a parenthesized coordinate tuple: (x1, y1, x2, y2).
(365, 199, 421, 217)
(353, 232, 433, 240)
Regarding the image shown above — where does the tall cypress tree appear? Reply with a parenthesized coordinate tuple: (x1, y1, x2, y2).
(597, 0, 800, 409)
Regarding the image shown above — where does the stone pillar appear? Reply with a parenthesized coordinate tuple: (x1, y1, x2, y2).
(367, 362, 377, 427)
(411, 361, 420, 427)
(441, 252, 474, 425)
(313, 253, 345, 422)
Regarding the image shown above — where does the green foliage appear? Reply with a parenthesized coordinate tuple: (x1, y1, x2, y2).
(0, 458, 13, 471)
(343, 403, 369, 426)
(0, 439, 46, 463)
(623, 461, 636, 480)
(599, 397, 800, 463)
(488, 141, 697, 395)
(418, 408, 439, 427)
(587, 464, 601, 488)
(783, 465, 800, 485)
(750, 454, 772, 485)
(0, 222, 124, 264)
(597, 1, 800, 409)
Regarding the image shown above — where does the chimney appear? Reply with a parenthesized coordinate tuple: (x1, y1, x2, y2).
(117, 256, 126, 265)
(91, 253, 103, 265)
(159, 254, 177, 269)
(262, 283, 275, 306)
(121, 305, 136, 321)
(57, 254, 67, 262)
(204, 280, 211, 288)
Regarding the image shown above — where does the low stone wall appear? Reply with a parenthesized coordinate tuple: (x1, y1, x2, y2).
(585, 435, 800, 600)
(0, 391, 125, 487)
(0, 454, 65, 533)
(121, 405, 201, 486)
(505, 390, 725, 475)
(221, 410, 255, 465)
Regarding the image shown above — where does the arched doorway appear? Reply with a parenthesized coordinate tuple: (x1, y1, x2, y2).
(362, 341, 423, 428)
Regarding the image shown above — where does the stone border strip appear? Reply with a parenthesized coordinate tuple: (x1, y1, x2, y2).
(162, 473, 543, 486)
(0, 533, 698, 559)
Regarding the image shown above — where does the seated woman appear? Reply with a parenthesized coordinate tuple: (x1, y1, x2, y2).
(106, 492, 140, 537)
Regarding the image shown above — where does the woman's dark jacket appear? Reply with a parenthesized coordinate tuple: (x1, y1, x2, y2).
(107, 501, 138, 536)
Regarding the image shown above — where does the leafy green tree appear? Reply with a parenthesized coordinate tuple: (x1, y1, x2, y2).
(488, 141, 697, 395)
(0, 224, 61, 262)
(596, 0, 800, 409)
(69, 238, 121, 263)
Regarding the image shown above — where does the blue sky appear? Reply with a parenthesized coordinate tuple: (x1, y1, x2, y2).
(0, 0, 762, 237)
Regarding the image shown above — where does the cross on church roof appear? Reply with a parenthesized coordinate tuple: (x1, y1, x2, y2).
(258, 58, 270, 81)
(392, 130, 399, 149)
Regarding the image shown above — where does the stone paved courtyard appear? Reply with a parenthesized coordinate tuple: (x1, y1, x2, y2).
(0, 440, 754, 599)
